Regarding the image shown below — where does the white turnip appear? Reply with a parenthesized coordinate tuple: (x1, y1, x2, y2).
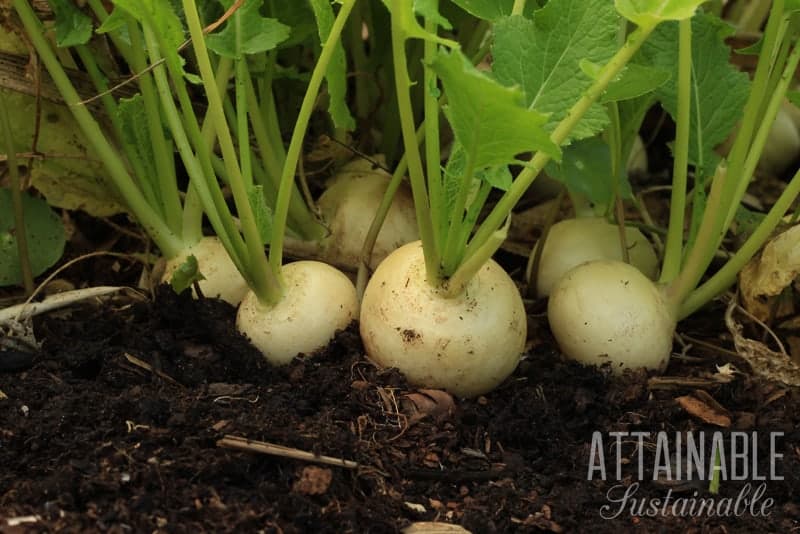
(533, 217, 659, 297)
(315, 158, 418, 270)
(236, 260, 358, 366)
(161, 236, 249, 305)
(359, 241, 526, 398)
(547, 259, 675, 373)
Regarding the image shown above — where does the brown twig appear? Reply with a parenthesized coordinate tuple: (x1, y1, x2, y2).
(217, 435, 359, 469)
(123, 352, 184, 387)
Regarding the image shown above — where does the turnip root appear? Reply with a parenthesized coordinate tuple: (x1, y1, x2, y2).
(316, 158, 418, 270)
(547, 259, 675, 373)
(359, 241, 526, 398)
(719, 105, 800, 176)
(161, 236, 249, 305)
(533, 217, 659, 297)
(236, 260, 358, 366)
(758, 104, 800, 176)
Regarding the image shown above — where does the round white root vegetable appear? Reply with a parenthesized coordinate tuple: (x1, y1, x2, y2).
(161, 236, 249, 305)
(719, 105, 800, 176)
(759, 104, 800, 176)
(236, 260, 358, 366)
(533, 217, 658, 297)
(547, 259, 675, 374)
(317, 158, 418, 270)
(359, 241, 526, 398)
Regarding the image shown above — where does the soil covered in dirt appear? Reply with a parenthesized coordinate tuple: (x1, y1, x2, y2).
(1, 282, 799, 533)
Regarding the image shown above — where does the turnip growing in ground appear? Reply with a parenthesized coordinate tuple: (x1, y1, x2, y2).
(359, 0, 708, 396)
(533, 217, 658, 297)
(312, 158, 418, 271)
(12, 0, 415, 309)
(13, 0, 253, 303)
(16, 0, 363, 363)
(547, 4, 800, 374)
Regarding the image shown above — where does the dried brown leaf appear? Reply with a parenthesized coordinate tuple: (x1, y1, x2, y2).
(675, 395, 732, 427)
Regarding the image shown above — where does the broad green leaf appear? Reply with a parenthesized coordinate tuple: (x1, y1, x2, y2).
(431, 49, 560, 169)
(449, 0, 536, 21)
(95, 7, 132, 45)
(308, 0, 355, 131)
(48, 0, 93, 47)
(0, 188, 66, 286)
(415, 0, 452, 29)
(637, 13, 750, 175)
(380, 0, 459, 46)
(205, 0, 290, 58)
(247, 185, 273, 244)
(168, 254, 205, 295)
(112, 0, 185, 55)
(615, 0, 707, 27)
(0, 90, 125, 217)
(492, 0, 619, 141)
(545, 136, 626, 210)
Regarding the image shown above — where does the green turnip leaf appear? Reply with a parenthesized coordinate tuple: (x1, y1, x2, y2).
(48, 0, 93, 47)
(637, 12, 750, 176)
(492, 0, 619, 141)
(247, 185, 273, 245)
(0, 189, 65, 286)
(308, 0, 355, 130)
(116, 95, 159, 191)
(431, 48, 559, 170)
(168, 254, 205, 295)
(205, 0, 291, 58)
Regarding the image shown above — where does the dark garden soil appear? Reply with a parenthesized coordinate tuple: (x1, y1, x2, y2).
(0, 172, 798, 533)
(1, 259, 799, 533)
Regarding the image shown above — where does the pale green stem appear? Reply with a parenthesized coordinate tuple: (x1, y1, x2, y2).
(424, 7, 443, 254)
(390, 0, 440, 286)
(663, 162, 728, 312)
(182, 0, 281, 305)
(141, 25, 246, 268)
(660, 18, 692, 284)
(667, 32, 800, 310)
(268, 0, 358, 275)
(723, 36, 800, 233)
(243, 68, 324, 241)
(442, 147, 477, 274)
(126, 21, 181, 237)
(680, 166, 800, 319)
(511, 0, 528, 16)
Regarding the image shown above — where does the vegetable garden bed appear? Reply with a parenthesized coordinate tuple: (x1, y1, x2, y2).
(1, 238, 799, 532)
(2, 0, 800, 531)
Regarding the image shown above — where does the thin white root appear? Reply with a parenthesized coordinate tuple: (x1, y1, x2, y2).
(0, 286, 127, 324)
